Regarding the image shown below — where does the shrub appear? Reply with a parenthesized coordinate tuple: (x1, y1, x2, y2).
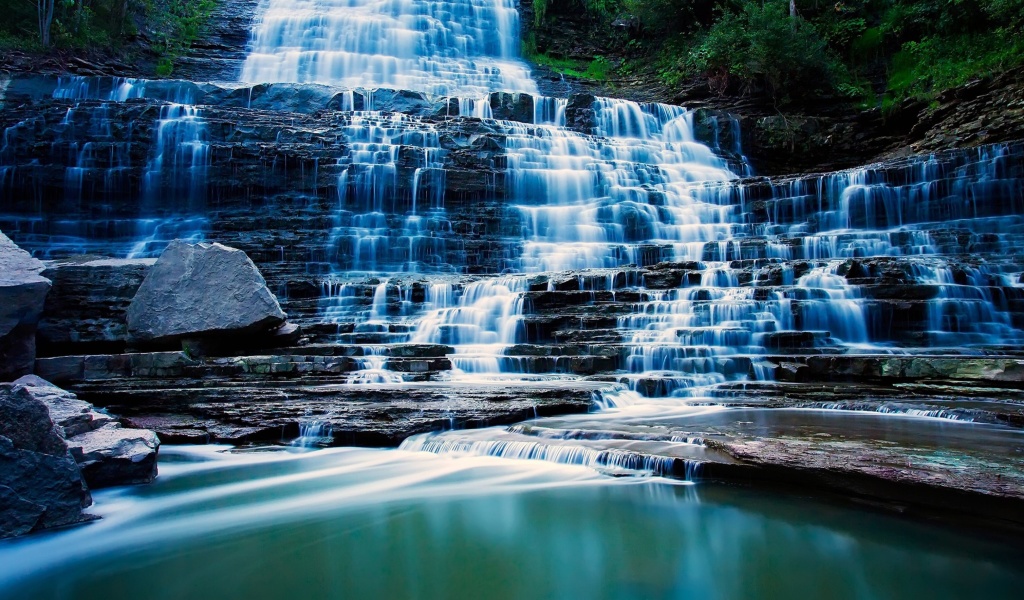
(685, 1, 841, 103)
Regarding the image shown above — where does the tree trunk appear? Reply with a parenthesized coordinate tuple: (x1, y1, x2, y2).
(37, 0, 55, 46)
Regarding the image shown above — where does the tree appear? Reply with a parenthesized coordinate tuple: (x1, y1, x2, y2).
(37, 0, 55, 46)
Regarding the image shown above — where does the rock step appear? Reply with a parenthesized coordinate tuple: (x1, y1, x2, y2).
(769, 355, 1024, 386)
(271, 343, 454, 357)
(65, 380, 607, 447)
(35, 351, 456, 385)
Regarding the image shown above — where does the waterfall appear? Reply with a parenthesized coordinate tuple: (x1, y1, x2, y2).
(0, 0, 1022, 453)
(240, 0, 538, 98)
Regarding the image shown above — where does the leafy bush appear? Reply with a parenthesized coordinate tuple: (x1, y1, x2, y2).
(685, 2, 841, 103)
(150, 0, 218, 76)
(887, 30, 1024, 100)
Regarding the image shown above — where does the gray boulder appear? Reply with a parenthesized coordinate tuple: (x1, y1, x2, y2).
(0, 384, 92, 539)
(67, 423, 160, 488)
(13, 376, 159, 488)
(0, 231, 51, 380)
(126, 240, 287, 346)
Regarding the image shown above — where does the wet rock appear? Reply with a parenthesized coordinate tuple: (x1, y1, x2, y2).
(489, 92, 534, 123)
(127, 240, 288, 348)
(67, 424, 159, 487)
(0, 231, 51, 380)
(35, 351, 197, 384)
(776, 355, 1024, 386)
(0, 384, 91, 539)
(564, 93, 597, 133)
(71, 380, 603, 447)
(12, 376, 159, 488)
(38, 256, 155, 356)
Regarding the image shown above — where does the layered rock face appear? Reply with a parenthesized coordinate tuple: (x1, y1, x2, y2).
(13, 376, 159, 488)
(2, 75, 1024, 399)
(0, 232, 51, 380)
(0, 382, 91, 539)
(38, 256, 155, 356)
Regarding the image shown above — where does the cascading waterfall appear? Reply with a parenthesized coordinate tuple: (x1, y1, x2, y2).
(240, 0, 538, 98)
(1, 0, 1022, 475)
(230, 0, 1024, 412)
(328, 110, 450, 273)
(0, 76, 211, 258)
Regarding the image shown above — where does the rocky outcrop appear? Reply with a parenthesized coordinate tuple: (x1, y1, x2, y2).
(63, 377, 602, 446)
(0, 382, 92, 539)
(66, 424, 160, 488)
(0, 231, 51, 380)
(13, 375, 159, 488)
(38, 256, 155, 356)
(126, 240, 288, 349)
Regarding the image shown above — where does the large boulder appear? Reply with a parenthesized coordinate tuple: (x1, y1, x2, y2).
(0, 231, 51, 379)
(0, 383, 92, 539)
(126, 240, 287, 347)
(13, 375, 159, 488)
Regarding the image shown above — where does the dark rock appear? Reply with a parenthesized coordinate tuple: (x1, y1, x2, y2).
(67, 424, 159, 487)
(38, 256, 155, 356)
(12, 375, 111, 437)
(0, 231, 51, 380)
(127, 240, 288, 347)
(489, 92, 534, 123)
(71, 379, 603, 447)
(564, 94, 597, 134)
(12, 375, 159, 488)
(0, 384, 91, 539)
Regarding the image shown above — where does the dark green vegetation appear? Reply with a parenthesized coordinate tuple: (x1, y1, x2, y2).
(528, 0, 1024, 106)
(0, 0, 217, 76)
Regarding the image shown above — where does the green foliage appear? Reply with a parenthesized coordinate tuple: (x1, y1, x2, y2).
(887, 30, 1024, 100)
(0, 0, 217, 76)
(552, 0, 1024, 106)
(583, 55, 612, 80)
(150, 0, 218, 77)
(684, 2, 841, 103)
(533, 0, 548, 26)
(864, 0, 1024, 101)
(525, 47, 613, 82)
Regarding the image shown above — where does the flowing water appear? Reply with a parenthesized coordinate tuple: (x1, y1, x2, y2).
(0, 446, 1020, 600)
(2, 0, 1024, 586)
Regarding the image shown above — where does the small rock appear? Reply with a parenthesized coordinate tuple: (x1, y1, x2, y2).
(67, 423, 159, 487)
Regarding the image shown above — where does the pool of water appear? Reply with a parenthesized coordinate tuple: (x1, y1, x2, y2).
(1, 445, 1021, 599)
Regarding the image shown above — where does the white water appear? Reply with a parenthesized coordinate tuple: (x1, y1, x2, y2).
(3, 0, 1022, 431)
(241, 0, 538, 97)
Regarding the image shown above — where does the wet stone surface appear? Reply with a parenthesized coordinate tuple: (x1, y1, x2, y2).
(73, 380, 603, 446)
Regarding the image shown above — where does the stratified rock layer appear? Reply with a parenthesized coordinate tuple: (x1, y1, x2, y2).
(39, 256, 156, 356)
(0, 231, 51, 379)
(13, 375, 159, 488)
(0, 383, 91, 539)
